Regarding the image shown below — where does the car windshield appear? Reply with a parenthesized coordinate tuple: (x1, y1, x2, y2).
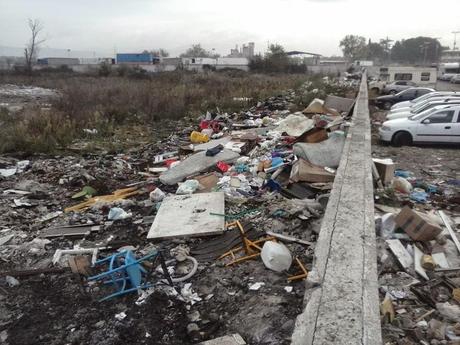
(411, 99, 432, 112)
(410, 93, 433, 104)
(408, 107, 440, 121)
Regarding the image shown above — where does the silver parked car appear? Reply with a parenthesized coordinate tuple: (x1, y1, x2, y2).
(439, 73, 456, 81)
(451, 74, 460, 84)
(383, 81, 417, 94)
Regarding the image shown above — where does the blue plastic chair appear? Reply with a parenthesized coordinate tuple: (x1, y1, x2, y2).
(88, 249, 170, 302)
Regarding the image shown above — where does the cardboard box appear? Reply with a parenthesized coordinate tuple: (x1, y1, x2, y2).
(373, 158, 395, 186)
(395, 206, 442, 241)
(290, 158, 335, 183)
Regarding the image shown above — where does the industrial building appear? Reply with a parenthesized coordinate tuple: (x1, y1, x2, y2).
(228, 42, 255, 59)
(37, 57, 80, 66)
(116, 53, 160, 65)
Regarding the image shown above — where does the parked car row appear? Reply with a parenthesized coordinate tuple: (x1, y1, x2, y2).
(374, 87, 435, 110)
(378, 90, 460, 146)
(438, 73, 460, 83)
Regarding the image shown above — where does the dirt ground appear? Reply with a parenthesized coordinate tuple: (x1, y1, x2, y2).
(0, 79, 342, 345)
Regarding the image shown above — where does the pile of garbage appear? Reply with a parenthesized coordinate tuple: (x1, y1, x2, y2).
(0, 81, 357, 344)
(372, 158, 460, 344)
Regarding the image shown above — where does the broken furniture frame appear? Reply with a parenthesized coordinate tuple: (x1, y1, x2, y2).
(64, 187, 140, 213)
(287, 257, 308, 282)
(88, 249, 174, 302)
(218, 221, 309, 281)
(218, 221, 275, 266)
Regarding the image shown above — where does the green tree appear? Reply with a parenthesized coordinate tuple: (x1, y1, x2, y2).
(150, 48, 169, 57)
(264, 44, 290, 72)
(339, 35, 367, 61)
(180, 44, 218, 58)
(366, 40, 385, 62)
(391, 37, 442, 64)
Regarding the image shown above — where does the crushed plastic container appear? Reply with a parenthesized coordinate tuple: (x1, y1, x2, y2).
(261, 241, 292, 273)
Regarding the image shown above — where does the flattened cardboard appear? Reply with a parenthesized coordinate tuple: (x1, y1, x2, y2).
(290, 158, 335, 183)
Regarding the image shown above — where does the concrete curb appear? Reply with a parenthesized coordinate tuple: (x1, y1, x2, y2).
(291, 73, 382, 345)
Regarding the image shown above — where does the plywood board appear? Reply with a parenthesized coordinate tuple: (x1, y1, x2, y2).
(386, 239, 413, 271)
(147, 192, 225, 239)
(41, 225, 101, 238)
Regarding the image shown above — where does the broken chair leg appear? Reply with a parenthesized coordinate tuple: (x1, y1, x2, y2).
(287, 257, 308, 282)
(218, 221, 275, 266)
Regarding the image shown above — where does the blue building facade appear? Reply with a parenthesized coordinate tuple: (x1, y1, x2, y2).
(116, 53, 159, 64)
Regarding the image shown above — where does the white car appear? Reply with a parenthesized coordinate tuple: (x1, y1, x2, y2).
(390, 91, 459, 110)
(439, 73, 456, 81)
(388, 96, 460, 116)
(379, 105, 460, 146)
(386, 104, 451, 121)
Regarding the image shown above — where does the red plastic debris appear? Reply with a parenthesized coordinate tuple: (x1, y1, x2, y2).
(216, 161, 230, 173)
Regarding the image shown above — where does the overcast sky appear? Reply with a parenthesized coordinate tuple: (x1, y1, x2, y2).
(1, 0, 459, 58)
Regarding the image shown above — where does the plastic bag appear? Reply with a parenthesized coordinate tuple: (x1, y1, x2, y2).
(261, 241, 292, 272)
(391, 177, 413, 194)
(176, 180, 201, 195)
(108, 207, 131, 220)
(149, 188, 166, 202)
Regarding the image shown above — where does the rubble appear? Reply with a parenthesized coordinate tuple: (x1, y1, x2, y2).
(371, 106, 460, 344)
(0, 79, 357, 344)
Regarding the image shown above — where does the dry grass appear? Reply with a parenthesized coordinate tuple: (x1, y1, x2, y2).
(0, 70, 346, 154)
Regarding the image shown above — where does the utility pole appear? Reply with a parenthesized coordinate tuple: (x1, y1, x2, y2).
(453, 31, 460, 50)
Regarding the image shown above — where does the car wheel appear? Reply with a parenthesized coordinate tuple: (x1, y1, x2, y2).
(392, 131, 412, 147)
(389, 90, 397, 95)
(383, 101, 393, 110)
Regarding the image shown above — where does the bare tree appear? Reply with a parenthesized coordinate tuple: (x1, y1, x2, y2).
(24, 19, 45, 74)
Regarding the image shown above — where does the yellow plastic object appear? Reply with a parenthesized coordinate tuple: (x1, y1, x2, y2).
(190, 131, 209, 143)
(64, 187, 140, 213)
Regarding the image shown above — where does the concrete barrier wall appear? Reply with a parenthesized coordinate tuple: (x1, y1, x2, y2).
(291, 73, 382, 345)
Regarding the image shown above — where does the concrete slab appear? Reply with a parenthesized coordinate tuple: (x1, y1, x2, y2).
(159, 150, 239, 185)
(147, 192, 225, 239)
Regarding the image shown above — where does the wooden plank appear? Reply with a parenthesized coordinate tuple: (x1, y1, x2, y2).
(147, 192, 225, 239)
(386, 239, 413, 271)
(265, 231, 313, 246)
(41, 225, 101, 238)
(439, 211, 460, 254)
